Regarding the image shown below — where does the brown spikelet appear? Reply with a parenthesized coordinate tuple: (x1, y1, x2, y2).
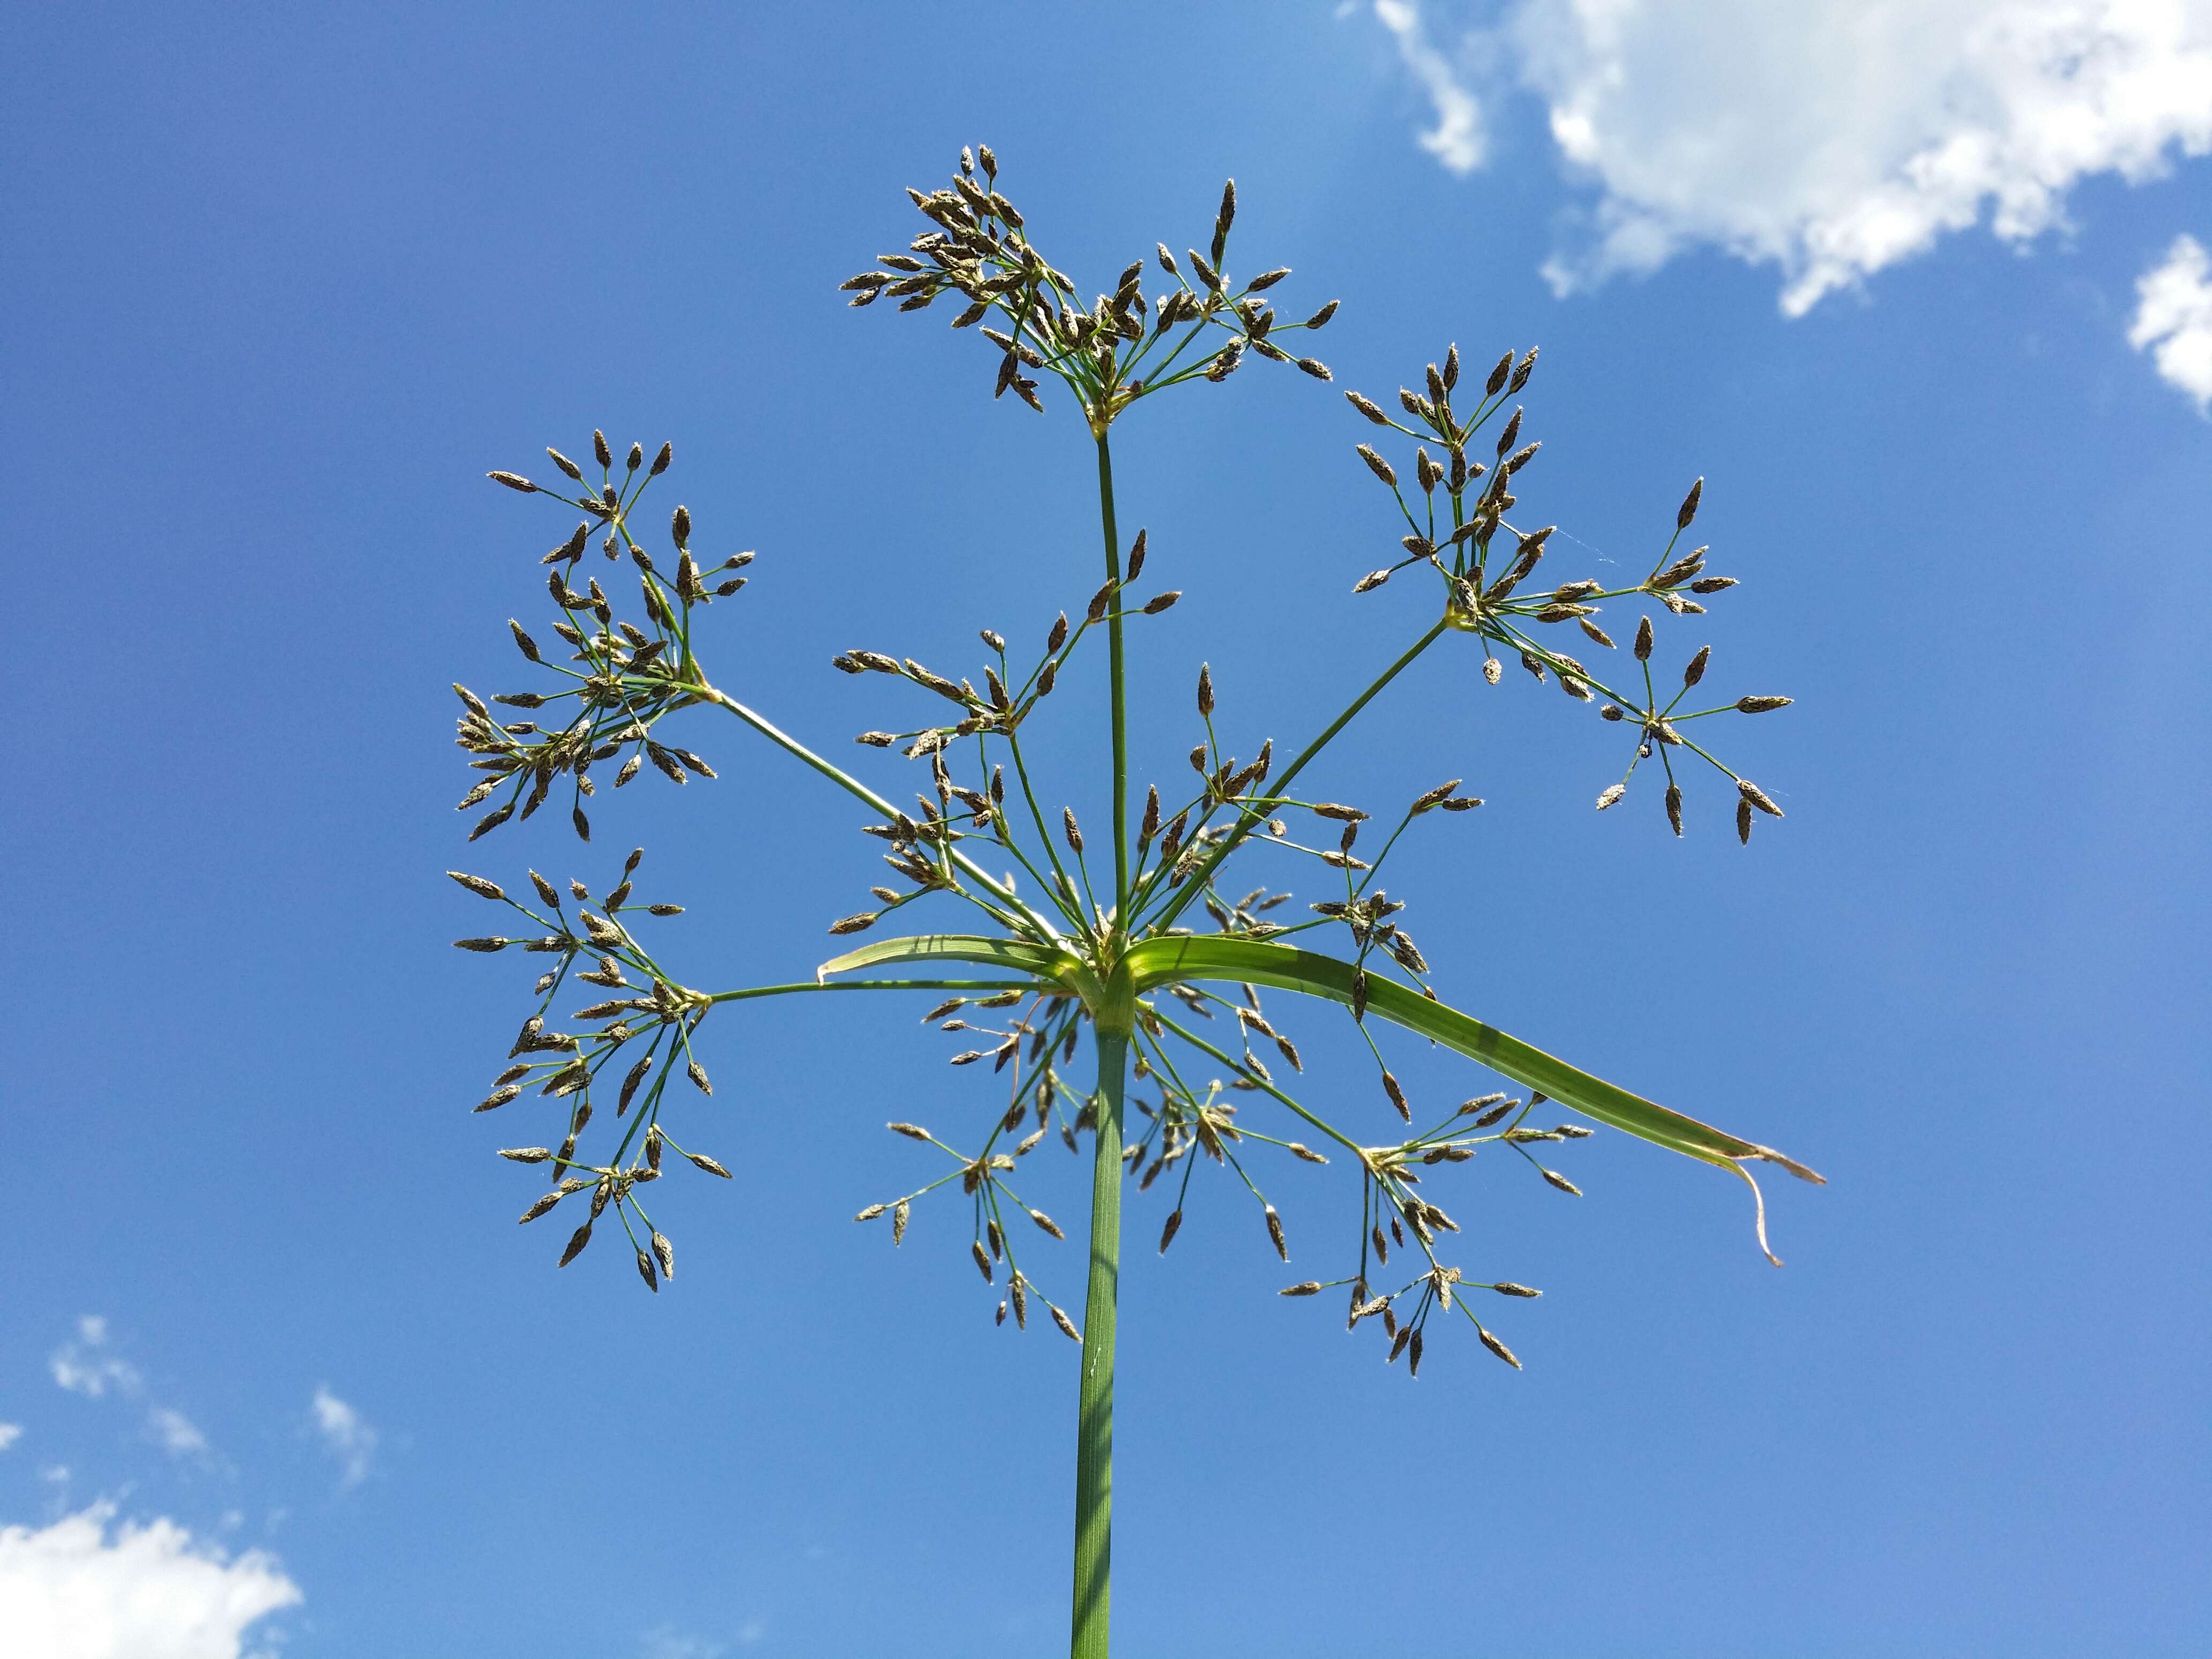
(1357, 445, 1397, 488)
(1738, 779, 1784, 818)
(558, 1222, 593, 1266)
(1381, 1071, 1410, 1120)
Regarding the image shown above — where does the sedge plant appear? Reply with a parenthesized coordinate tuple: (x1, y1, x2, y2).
(445, 147, 1822, 1658)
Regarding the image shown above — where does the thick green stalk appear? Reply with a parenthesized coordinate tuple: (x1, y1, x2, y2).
(1070, 1012, 1130, 1659)
(1095, 431, 1129, 910)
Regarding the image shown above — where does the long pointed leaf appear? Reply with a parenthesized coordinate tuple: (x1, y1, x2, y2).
(819, 933, 1100, 1002)
(1124, 936, 1820, 1183)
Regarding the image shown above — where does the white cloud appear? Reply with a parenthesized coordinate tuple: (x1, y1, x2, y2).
(1372, 1, 2212, 314)
(0, 1425, 23, 1453)
(641, 1631, 727, 1659)
(2129, 232, 2212, 406)
(50, 1319, 141, 1400)
(146, 1409, 209, 1459)
(1374, 0, 1488, 173)
(308, 1389, 375, 1489)
(0, 1505, 300, 1659)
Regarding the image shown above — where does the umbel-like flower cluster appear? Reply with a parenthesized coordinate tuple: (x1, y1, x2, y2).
(462, 430, 742, 847)
(448, 150, 1819, 1384)
(841, 144, 1335, 428)
(447, 849, 726, 1291)
(1339, 358, 1791, 841)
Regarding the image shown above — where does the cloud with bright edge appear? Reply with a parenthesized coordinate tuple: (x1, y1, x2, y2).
(2129, 233, 2212, 407)
(309, 1388, 375, 1488)
(1374, 0, 1486, 171)
(1372, 1, 2212, 315)
(50, 1318, 142, 1400)
(0, 1505, 300, 1659)
(0, 1424, 23, 1453)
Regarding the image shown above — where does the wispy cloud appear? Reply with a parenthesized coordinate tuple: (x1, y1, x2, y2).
(2129, 233, 2212, 410)
(0, 1504, 300, 1659)
(146, 1407, 210, 1459)
(309, 1388, 376, 1489)
(1368, 1, 2212, 316)
(50, 1317, 142, 1400)
(1373, 1, 1486, 174)
(641, 1630, 728, 1659)
(0, 1424, 22, 1453)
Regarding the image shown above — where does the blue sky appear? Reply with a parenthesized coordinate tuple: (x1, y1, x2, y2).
(3, 4, 2208, 1656)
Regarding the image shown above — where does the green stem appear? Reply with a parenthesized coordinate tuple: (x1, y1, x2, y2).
(1070, 1007, 1131, 1659)
(1095, 430, 1129, 915)
(695, 683, 1063, 941)
(1150, 617, 1450, 931)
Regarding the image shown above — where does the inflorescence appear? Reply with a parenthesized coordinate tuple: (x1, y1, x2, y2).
(447, 148, 1815, 1372)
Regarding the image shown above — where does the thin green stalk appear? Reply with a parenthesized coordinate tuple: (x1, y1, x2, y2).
(1071, 1014, 1130, 1659)
(696, 682, 1063, 941)
(1095, 431, 1129, 914)
(1150, 616, 1450, 931)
